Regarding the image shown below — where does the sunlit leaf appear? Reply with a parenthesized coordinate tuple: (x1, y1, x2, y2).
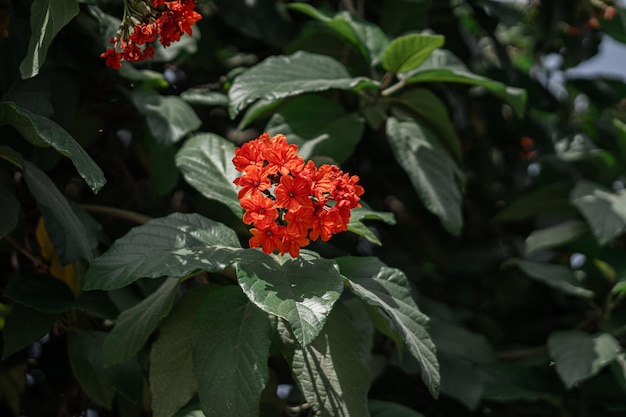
(382, 34, 445, 73)
(525, 220, 589, 255)
(511, 260, 594, 298)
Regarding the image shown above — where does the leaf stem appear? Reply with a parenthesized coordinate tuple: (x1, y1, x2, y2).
(80, 204, 151, 224)
(4, 234, 49, 273)
(381, 79, 406, 97)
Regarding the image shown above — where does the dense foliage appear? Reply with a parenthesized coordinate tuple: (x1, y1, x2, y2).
(2, 0, 626, 416)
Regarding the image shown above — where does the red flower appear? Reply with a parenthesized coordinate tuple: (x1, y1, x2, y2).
(275, 174, 312, 211)
(233, 165, 271, 199)
(240, 193, 278, 228)
(249, 223, 285, 255)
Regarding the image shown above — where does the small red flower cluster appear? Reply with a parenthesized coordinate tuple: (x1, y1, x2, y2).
(101, 0, 201, 69)
(233, 133, 364, 258)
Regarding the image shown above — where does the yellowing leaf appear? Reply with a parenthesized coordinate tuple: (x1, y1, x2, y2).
(36, 217, 80, 295)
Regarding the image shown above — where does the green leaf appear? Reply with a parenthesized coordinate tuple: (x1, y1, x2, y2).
(131, 90, 202, 145)
(291, 303, 372, 417)
(117, 66, 169, 89)
(150, 286, 213, 417)
(512, 260, 594, 298)
(525, 220, 589, 255)
(145, 133, 179, 196)
(369, 399, 425, 417)
(103, 278, 179, 366)
(0, 102, 106, 192)
(180, 89, 229, 107)
(19, 0, 79, 79)
(401, 49, 527, 117)
(480, 362, 554, 403)
(175, 133, 242, 217)
(495, 181, 578, 221)
(337, 256, 440, 397)
(288, 3, 389, 64)
(347, 206, 396, 246)
(388, 88, 461, 163)
(0, 145, 24, 169)
(570, 180, 626, 246)
(266, 95, 365, 163)
(0, 173, 20, 239)
(236, 255, 344, 346)
(2, 304, 58, 359)
(382, 34, 445, 73)
(192, 285, 272, 417)
(385, 117, 463, 235)
(4, 273, 75, 313)
(84, 213, 242, 290)
(228, 51, 379, 118)
(237, 98, 285, 130)
(23, 161, 94, 264)
(548, 331, 621, 389)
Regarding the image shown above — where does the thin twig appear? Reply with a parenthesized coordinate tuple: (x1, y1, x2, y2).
(381, 79, 406, 96)
(496, 345, 547, 361)
(4, 235, 49, 273)
(81, 204, 151, 224)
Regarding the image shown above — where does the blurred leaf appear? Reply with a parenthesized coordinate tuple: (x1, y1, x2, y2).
(23, 161, 93, 264)
(192, 285, 272, 417)
(19, 0, 79, 79)
(548, 331, 621, 389)
(337, 256, 440, 398)
(175, 133, 242, 217)
(0, 364, 27, 415)
(118, 66, 169, 89)
(570, 180, 626, 246)
(347, 206, 396, 245)
(150, 286, 212, 417)
(228, 51, 379, 118)
(601, 6, 626, 43)
(145, 133, 179, 196)
(2, 304, 58, 359)
(401, 49, 526, 117)
(382, 34, 445, 73)
(0, 173, 19, 238)
(380, 0, 430, 36)
(4, 272, 75, 313)
(180, 89, 229, 107)
(480, 362, 554, 403)
(512, 260, 594, 298)
(288, 3, 389, 64)
(525, 220, 589, 255)
(291, 303, 372, 417)
(0, 145, 24, 168)
(36, 217, 81, 294)
(0, 102, 105, 192)
(103, 278, 179, 366)
(237, 98, 284, 130)
(438, 351, 483, 410)
(84, 213, 241, 290)
(496, 181, 577, 221)
(236, 255, 343, 346)
(386, 116, 463, 235)
(369, 399, 425, 417)
(131, 90, 201, 145)
(265, 95, 365, 163)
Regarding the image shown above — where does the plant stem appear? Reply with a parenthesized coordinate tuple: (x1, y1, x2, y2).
(4, 234, 49, 273)
(381, 79, 406, 96)
(81, 204, 151, 224)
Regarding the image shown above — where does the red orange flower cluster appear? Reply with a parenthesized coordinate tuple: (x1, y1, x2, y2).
(101, 0, 201, 69)
(233, 133, 364, 258)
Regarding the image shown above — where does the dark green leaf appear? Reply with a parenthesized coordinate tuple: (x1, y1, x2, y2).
(291, 303, 372, 417)
(84, 213, 242, 290)
(236, 255, 344, 346)
(0, 145, 24, 168)
(337, 256, 439, 397)
(347, 206, 396, 245)
(19, 0, 79, 79)
(2, 304, 58, 359)
(180, 89, 229, 107)
(495, 181, 578, 221)
(150, 286, 213, 417)
(117, 66, 169, 89)
(288, 3, 389, 64)
(570, 180, 626, 246)
(401, 49, 527, 117)
(237, 98, 284, 130)
(228, 51, 379, 117)
(438, 351, 483, 410)
(512, 260, 594, 298)
(266, 95, 365, 163)
(0, 102, 106, 192)
(548, 331, 621, 389)
(145, 133, 179, 196)
(386, 117, 463, 235)
(4, 273, 75, 313)
(192, 285, 272, 417)
(369, 399, 425, 417)
(525, 220, 589, 255)
(103, 278, 179, 366)
(23, 161, 93, 263)
(480, 362, 554, 403)
(0, 173, 19, 239)
(131, 90, 201, 145)
(175, 133, 242, 216)
(382, 34, 445, 73)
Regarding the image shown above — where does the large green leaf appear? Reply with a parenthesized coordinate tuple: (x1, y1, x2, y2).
(570, 180, 626, 246)
(0, 102, 105, 192)
(291, 303, 372, 417)
(103, 278, 179, 366)
(23, 161, 94, 264)
(548, 331, 621, 389)
(337, 256, 440, 397)
(4, 272, 75, 313)
(265, 95, 365, 163)
(385, 117, 463, 235)
(512, 260, 594, 298)
(288, 3, 389, 64)
(180, 89, 229, 107)
(192, 285, 272, 417)
(2, 304, 58, 359)
(175, 133, 242, 216)
(19, 0, 79, 79)
(228, 51, 379, 118)
(131, 90, 202, 145)
(347, 206, 396, 246)
(236, 255, 343, 346)
(495, 181, 578, 221)
(0, 173, 19, 239)
(369, 400, 425, 417)
(382, 34, 445, 74)
(84, 213, 242, 290)
(150, 286, 212, 417)
(400, 49, 527, 117)
(525, 220, 589, 255)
